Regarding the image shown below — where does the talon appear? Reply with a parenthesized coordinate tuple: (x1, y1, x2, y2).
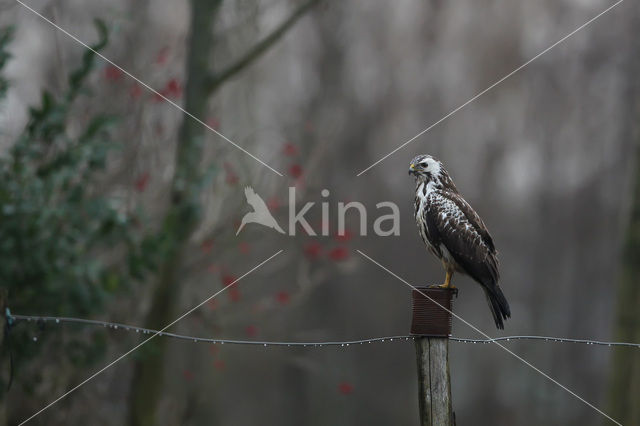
(429, 270, 455, 290)
(428, 270, 457, 291)
(427, 283, 457, 289)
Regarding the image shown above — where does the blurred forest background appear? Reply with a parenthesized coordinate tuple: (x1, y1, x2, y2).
(0, 0, 639, 425)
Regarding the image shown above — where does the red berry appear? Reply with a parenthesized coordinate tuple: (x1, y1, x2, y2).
(338, 382, 353, 395)
(329, 246, 349, 261)
(289, 164, 303, 178)
(276, 291, 290, 305)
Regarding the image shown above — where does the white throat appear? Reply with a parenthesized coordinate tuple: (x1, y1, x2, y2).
(416, 180, 439, 199)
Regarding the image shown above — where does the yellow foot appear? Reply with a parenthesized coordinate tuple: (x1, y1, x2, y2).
(428, 283, 457, 289)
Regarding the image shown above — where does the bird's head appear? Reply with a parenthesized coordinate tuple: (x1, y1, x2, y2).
(409, 154, 456, 191)
(409, 154, 441, 181)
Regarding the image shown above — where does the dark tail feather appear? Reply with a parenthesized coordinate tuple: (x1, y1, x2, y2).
(483, 284, 511, 330)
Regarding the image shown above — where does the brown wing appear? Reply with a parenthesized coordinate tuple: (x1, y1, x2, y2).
(425, 190, 509, 329)
(446, 190, 496, 253)
(425, 190, 499, 285)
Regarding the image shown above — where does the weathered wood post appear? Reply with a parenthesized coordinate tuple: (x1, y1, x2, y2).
(411, 287, 455, 426)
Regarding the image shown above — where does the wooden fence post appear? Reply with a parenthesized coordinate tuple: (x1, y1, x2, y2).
(411, 287, 455, 426)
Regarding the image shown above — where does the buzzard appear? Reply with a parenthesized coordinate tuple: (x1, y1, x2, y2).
(409, 154, 510, 329)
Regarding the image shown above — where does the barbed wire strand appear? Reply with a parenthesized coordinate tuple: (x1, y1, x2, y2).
(10, 314, 640, 349)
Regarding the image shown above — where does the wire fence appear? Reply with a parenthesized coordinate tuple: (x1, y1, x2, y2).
(9, 314, 640, 349)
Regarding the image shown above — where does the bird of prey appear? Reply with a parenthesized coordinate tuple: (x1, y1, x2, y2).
(409, 154, 510, 329)
(236, 186, 285, 235)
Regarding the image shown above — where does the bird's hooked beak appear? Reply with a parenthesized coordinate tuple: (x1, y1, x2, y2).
(408, 163, 417, 176)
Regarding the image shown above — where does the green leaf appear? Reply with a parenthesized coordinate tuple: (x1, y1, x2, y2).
(68, 19, 109, 101)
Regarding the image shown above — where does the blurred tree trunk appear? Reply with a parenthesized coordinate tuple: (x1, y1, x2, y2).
(127, 1, 222, 425)
(126, 1, 319, 424)
(607, 11, 640, 424)
(0, 290, 7, 426)
(608, 143, 640, 425)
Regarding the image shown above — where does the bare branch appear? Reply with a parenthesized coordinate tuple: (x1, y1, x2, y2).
(207, 0, 321, 94)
